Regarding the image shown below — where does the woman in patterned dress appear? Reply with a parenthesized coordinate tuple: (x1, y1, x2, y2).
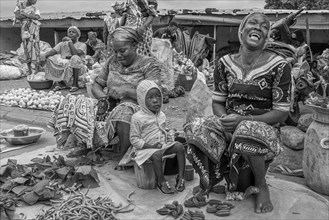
(48, 27, 162, 170)
(120, 0, 158, 57)
(184, 12, 292, 214)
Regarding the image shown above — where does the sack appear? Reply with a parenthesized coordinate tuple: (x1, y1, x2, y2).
(185, 71, 213, 123)
(0, 65, 22, 80)
(151, 38, 175, 90)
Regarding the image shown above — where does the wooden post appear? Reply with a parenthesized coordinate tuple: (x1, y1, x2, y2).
(305, 16, 310, 47)
(213, 25, 217, 65)
(54, 30, 59, 45)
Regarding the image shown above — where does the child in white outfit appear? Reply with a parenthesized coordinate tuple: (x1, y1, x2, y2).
(130, 80, 186, 194)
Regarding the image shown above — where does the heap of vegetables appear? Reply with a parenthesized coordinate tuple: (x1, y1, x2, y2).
(0, 88, 64, 111)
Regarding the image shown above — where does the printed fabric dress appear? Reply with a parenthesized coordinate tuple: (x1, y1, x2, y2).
(49, 54, 162, 150)
(184, 52, 292, 192)
(124, 0, 158, 57)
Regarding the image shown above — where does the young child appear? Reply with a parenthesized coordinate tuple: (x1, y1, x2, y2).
(130, 80, 186, 194)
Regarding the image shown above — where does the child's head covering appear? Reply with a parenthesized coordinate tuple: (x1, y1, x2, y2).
(68, 26, 81, 40)
(136, 80, 162, 114)
(238, 12, 270, 49)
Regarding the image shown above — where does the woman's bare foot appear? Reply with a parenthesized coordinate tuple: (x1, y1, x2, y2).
(255, 184, 273, 213)
(244, 186, 259, 199)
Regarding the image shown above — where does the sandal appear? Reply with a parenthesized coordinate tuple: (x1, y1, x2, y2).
(157, 181, 175, 194)
(53, 85, 67, 91)
(175, 176, 185, 192)
(69, 87, 79, 92)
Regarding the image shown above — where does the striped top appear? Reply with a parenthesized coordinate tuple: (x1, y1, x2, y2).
(213, 52, 292, 116)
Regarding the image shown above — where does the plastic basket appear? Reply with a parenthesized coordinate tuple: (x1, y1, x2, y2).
(177, 74, 197, 91)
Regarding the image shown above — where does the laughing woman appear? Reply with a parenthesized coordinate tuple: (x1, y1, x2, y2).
(184, 12, 292, 213)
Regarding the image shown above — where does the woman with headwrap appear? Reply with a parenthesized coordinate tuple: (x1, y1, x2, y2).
(184, 12, 292, 213)
(85, 31, 106, 63)
(120, 0, 158, 57)
(41, 26, 87, 92)
(48, 26, 162, 170)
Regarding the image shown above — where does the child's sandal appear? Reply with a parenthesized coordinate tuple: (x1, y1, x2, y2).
(175, 176, 185, 192)
(157, 181, 175, 194)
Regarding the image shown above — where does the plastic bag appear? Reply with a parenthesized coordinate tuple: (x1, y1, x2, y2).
(185, 71, 213, 123)
(0, 65, 22, 80)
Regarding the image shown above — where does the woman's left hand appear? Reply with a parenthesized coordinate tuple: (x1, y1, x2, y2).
(108, 87, 126, 100)
(219, 114, 243, 133)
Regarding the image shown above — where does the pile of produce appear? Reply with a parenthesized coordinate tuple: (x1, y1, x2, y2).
(0, 155, 101, 217)
(0, 88, 64, 111)
(36, 190, 134, 220)
(156, 200, 184, 219)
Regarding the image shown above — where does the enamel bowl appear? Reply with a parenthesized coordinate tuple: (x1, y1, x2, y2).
(0, 127, 45, 145)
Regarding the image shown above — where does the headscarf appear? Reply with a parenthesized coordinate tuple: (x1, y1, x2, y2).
(68, 26, 81, 40)
(87, 31, 97, 39)
(136, 80, 162, 114)
(111, 26, 141, 43)
(238, 12, 270, 49)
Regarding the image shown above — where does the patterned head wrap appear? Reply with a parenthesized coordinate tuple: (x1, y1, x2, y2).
(137, 80, 162, 114)
(238, 12, 270, 48)
(87, 31, 97, 39)
(68, 26, 81, 39)
(111, 26, 141, 43)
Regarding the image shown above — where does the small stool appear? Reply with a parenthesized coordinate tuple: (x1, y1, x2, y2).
(134, 153, 176, 189)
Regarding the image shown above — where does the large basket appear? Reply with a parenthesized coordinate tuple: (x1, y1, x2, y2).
(176, 74, 197, 91)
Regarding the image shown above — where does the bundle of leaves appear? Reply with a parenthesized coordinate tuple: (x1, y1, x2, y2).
(0, 156, 100, 206)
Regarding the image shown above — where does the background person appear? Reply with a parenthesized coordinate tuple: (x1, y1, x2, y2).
(41, 26, 87, 92)
(153, 21, 179, 51)
(14, 0, 41, 75)
(184, 12, 292, 214)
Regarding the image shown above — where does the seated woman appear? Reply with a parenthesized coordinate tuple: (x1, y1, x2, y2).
(48, 26, 162, 170)
(184, 12, 292, 213)
(41, 26, 87, 92)
(85, 31, 106, 63)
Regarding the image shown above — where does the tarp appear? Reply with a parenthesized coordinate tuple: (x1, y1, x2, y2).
(2, 144, 328, 220)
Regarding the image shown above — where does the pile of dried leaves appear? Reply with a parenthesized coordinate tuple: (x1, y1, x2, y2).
(0, 155, 100, 218)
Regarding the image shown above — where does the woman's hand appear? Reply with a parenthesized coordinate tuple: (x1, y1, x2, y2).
(108, 87, 127, 100)
(62, 36, 72, 43)
(219, 114, 243, 133)
(152, 143, 162, 149)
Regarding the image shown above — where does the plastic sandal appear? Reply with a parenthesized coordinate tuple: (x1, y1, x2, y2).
(69, 87, 79, 92)
(157, 181, 175, 194)
(175, 176, 185, 192)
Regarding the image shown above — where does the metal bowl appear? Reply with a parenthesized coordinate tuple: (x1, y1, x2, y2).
(0, 127, 45, 145)
(27, 79, 53, 90)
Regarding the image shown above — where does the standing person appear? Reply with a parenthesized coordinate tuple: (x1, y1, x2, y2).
(103, 5, 122, 57)
(130, 80, 186, 194)
(184, 12, 292, 213)
(121, 0, 158, 57)
(41, 26, 87, 92)
(14, 0, 41, 75)
(153, 21, 179, 51)
(48, 27, 162, 170)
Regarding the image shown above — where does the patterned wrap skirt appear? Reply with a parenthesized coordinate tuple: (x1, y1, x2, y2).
(184, 115, 282, 192)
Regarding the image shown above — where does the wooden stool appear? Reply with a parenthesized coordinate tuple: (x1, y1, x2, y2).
(134, 153, 176, 189)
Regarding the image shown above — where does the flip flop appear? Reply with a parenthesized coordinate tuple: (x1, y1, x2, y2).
(69, 87, 79, 92)
(53, 85, 67, 91)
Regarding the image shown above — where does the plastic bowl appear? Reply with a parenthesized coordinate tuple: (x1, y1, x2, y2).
(0, 127, 45, 145)
(27, 79, 53, 90)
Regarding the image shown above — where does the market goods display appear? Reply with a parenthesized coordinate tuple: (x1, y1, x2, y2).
(305, 92, 329, 109)
(156, 200, 184, 219)
(36, 190, 134, 220)
(0, 88, 64, 111)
